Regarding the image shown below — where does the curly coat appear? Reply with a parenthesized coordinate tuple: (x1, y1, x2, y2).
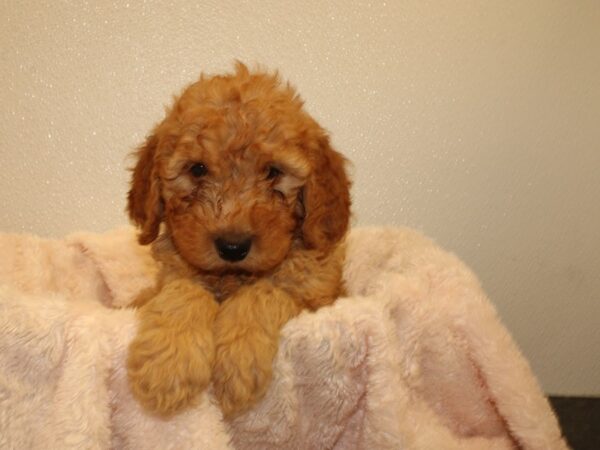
(126, 63, 351, 418)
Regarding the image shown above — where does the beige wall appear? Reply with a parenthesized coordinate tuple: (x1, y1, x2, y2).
(1, 1, 598, 395)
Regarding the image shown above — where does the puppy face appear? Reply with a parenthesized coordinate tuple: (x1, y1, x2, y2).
(128, 63, 351, 274)
(160, 119, 309, 273)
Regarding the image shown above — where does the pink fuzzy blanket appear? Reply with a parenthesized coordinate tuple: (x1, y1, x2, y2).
(0, 227, 566, 449)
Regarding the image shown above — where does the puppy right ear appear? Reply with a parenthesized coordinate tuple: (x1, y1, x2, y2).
(127, 134, 163, 245)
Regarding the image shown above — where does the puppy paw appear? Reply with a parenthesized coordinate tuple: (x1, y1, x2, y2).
(212, 325, 278, 418)
(127, 325, 215, 416)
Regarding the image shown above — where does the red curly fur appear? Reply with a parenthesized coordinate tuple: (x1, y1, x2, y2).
(126, 63, 351, 418)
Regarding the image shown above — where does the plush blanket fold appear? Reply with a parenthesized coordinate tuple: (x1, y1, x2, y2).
(0, 227, 566, 449)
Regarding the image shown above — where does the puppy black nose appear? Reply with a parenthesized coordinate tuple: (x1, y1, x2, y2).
(214, 237, 252, 262)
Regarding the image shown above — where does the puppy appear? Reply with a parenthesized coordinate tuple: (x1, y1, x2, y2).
(126, 63, 351, 419)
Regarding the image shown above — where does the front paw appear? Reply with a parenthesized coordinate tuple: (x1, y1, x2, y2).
(127, 326, 214, 416)
(212, 326, 278, 418)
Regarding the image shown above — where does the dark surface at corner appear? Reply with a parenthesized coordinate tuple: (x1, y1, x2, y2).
(549, 396, 600, 450)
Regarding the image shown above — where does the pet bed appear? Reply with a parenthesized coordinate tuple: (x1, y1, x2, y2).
(0, 227, 566, 449)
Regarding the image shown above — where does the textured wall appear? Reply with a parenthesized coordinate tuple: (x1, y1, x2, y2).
(1, 0, 599, 395)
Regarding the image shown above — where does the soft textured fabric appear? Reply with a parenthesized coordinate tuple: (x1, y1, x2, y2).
(0, 227, 567, 449)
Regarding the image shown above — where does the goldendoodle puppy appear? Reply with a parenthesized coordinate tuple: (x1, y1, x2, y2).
(126, 63, 351, 418)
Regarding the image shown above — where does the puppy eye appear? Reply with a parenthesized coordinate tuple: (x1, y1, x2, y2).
(189, 162, 208, 178)
(266, 166, 282, 180)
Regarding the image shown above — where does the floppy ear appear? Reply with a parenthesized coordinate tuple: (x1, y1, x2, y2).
(127, 134, 163, 245)
(302, 137, 351, 252)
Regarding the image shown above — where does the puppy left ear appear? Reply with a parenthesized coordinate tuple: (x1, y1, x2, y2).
(301, 136, 351, 252)
(127, 134, 163, 245)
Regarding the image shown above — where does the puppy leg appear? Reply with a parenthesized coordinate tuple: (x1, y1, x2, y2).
(128, 279, 218, 416)
(212, 280, 302, 418)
